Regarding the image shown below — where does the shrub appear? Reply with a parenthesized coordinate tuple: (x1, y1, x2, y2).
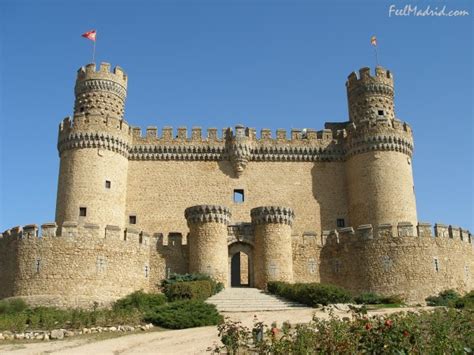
(355, 292, 404, 305)
(425, 289, 461, 307)
(145, 300, 223, 329)
(162, 273, 223, 296)
(455, 291, 474, 310)
(0, 298, 28, 314)
(267, 281, 352, 306)
(113, 290, 167, 312)
(213, 308, 474, 354)
(165, 280, 214, 301)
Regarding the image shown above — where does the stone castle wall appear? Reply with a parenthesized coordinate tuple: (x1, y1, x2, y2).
(319, 223, 473, 303)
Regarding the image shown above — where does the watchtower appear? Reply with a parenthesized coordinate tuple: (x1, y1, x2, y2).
(55, 63, 131, 230)
(344, 67, 418, 229)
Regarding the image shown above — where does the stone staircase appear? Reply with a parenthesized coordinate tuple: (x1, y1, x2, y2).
(206, 287, 310, 312)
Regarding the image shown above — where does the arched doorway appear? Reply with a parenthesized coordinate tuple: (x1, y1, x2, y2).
(228, 242, 253, 287)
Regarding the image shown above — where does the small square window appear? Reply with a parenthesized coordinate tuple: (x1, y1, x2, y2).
(105, 180, 111, 189)
(129, 215, 137, 225)
(233, 189, 244, 203)
(336, 218, 345, 228)
(79, 207, 87, 217)
(378, 110, 384, 116)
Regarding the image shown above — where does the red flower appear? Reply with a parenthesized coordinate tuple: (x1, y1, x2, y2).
(385, 319, 393, 327)
(403, 330, 409, 337)
(365, 323, 372, 330)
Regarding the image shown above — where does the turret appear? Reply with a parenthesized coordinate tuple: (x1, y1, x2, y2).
(55, 63, 131, 230)
(346, 66, 394, 124)
(344, 67, 417, 229)
(74, 62, 127, 119)
(185, 205, 232, 286)
(251, 206, 294, 288)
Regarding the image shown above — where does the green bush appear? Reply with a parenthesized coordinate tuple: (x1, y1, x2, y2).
(455, 291, 474, 310)
(267, 281, 352, 306)
(113, 290, 167, 312)
(355, 292, 404, 305)
(165, 280, 213, 301)
(0, 298, 28, 314)
(426, 289, 461, 307)
(145, 300, 223, 329)
(213, 308, 474, 354)
(162, 273, 223, 296)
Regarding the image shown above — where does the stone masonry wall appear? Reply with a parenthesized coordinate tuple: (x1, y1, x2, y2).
(0, 223, 150, 308)
(320, 223, 473, 303)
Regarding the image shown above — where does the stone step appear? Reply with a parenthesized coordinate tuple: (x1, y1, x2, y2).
(206, 287, 311, 312)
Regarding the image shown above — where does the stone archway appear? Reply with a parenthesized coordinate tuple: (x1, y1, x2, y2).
(228, 242, 254, 287)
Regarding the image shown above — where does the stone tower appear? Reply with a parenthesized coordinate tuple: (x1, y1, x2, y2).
(344, 66, 417, 228)
(252, 206, 295, 289)
(55, 63, 131, 229)
(185, 205, 232, 286)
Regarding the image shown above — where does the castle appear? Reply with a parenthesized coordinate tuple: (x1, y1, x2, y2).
(0, 63, 472, 308)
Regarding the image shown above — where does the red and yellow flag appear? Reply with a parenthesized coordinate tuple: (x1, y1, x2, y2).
(370, 36, 377, 46)
(82, 30, 97, 42)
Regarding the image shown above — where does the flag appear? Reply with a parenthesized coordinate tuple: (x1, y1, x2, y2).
(370, 36, 377, 46)
(82, 30, 97, 42)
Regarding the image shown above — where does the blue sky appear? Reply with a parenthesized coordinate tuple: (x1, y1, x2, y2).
(0, 0, 472, 231)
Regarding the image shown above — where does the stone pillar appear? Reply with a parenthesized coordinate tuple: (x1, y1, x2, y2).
(185, 205, 231, 286)
(251, 206, 295, 289)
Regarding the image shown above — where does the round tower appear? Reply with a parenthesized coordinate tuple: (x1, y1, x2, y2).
(251, 206, 294, 289)
(55, 63, 131, 230)
(344, 67, 417, 229)
(185, 205, 232, 286)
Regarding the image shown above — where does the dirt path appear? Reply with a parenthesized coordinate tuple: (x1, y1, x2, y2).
(0, 307, 428, 355)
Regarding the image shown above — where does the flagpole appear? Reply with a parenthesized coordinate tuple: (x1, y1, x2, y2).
(374, 46, 379, 67)
(92, 39, 96, 64)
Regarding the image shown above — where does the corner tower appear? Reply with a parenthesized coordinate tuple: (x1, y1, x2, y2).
(55, 63, 131, 229)
(344, 67, 417, 228)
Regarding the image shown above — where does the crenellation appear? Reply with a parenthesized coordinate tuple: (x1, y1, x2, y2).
(61, 221, 78, 238)
(177, 127, 187, 140)
(397, 222, 414, 237)
(417, 222, 433, 238)
(23, 224, 39, 238)
(125, 228, 140, 243)
(11, 226, 22, 238)
(207, 128, 218, 141)
(449, 225, 461, 240)
(191, 127, 202, 141)
(260, 128, 272, 140)
(291, 129, 302, 140)
(357, 224, 373, 239)
(162, 126, 173, 141)
(105, 225, 121, 239)
(146, 126, 158, 139)
(377, 223, 393, 238)
(434, 223, 449, 238)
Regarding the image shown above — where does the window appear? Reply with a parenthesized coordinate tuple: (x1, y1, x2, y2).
(378, 110, 384, 116)
(233, 189, 244, 203)
(144, 265, 149, 278)
(336, 218, 345, 228)
(79, 207, 87, 217)
(35, 258, 41, 273)
(308, 258, 317, 274)
(434, 257, 440, 272)
(97, 256, 107, 272)
(129, 215, 137, 225)
(105, 180, 111, 189)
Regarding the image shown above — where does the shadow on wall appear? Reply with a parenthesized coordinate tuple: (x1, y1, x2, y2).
(311, 160, 348, 231)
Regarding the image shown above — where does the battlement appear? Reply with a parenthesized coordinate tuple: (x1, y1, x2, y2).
(130, 125, 338, 145)
(346, 66, 394, 90)
(0, 222, 163, 248)
(76, 63, 127, 88)
(322, 222, 472, 246)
